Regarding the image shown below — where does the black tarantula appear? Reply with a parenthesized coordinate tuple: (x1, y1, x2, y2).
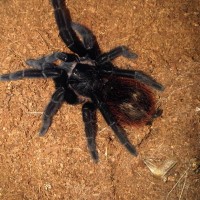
(0, 0, 164, 162)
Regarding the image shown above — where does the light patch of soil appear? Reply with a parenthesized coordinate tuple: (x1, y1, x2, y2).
(0, 0, 199, 199)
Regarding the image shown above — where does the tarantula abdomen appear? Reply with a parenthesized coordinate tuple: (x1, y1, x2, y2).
(103, 77, 157, 125)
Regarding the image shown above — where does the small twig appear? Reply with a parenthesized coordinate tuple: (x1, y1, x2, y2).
(98, 127, 108, 133)
(27, 111, 43, 114)
(166, 167, 190, 200)
(136, 128, 152, 147)
(162, 83, 194, 103)
(36, 30, 52, 50)
(105, 146, 108, 160)
(179, 172, 187, 200)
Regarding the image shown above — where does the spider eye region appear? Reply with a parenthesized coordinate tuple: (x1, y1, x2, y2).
(69, 64, 100, 96)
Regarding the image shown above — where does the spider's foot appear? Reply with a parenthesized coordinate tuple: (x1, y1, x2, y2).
(134, 71, 165, 91)
(39, 127, 48, 136)
(121, 46, 138, 59)
(87, 137, 99, 162)
(39, 119, 51, 136)
(124, 142, 138, 156)
(90, 151, 99, 163)
(26, 58, 43, 68)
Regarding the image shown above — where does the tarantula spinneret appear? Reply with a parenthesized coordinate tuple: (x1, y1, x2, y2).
(0, 0, 164, 162)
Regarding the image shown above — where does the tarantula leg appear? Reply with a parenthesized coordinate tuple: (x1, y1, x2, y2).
(0, 68, 61, 81)
(26, 52, 62, 68)
(99, 67, 164, 91)
(62, 87, 80, 104)
(92, 94, 137, 156)
(39, 87, 65, 136)
(26, 52, 79, 69)
(82, 102, 98, 161)
(96, 46, 138, 64)
(114, 69, 164, 91)
(71, 23, 95, 50)
(71, 23, 101, 59)
(51, 0, 87, 56)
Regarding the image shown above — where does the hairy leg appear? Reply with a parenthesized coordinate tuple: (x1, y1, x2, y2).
(51, 0, 87, 56)
(26, 52, 79, 69)
(113, 69, 164, 91)
(39, 87, 65, 136)
(0, 67, 62, 81)
(96, 46, 138, 64)
(71, 23, 95, 50)
(92, 94, 137, 156)
(99, 66, 164, 91)
(82, 102, 98, 161)
(71, 23, 101, 59)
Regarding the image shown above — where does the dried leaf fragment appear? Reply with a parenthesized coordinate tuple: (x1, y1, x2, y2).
(143, 158, 177, 181)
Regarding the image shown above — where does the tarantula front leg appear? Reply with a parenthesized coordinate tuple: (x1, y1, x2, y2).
(39, 87, 65, 136)
(0, 66, 62, 81)
(91, 94, 137, 156)
(96, 46, 138, 65)
(51, 0, 87, 56)
(71, 23, 101, 59)
(26, 52, 79, 69)
(71, 23, 95, 51)
(82, 102, 98, 161)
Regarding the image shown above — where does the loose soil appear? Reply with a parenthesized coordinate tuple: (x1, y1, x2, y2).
(0, 0, 199, 199)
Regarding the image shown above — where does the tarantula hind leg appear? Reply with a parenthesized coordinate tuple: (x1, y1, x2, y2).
(39, 87, 65, 136)
(115, 69, 165, 91)
(82, 102, 98, 162)
(96, 46, 138, 64)
(26, 52, 79, 69)
(92, 94, 137, 156)
(100, 67, 164, 91)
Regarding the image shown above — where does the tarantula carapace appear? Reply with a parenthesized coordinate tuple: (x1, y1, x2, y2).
(0, 0, 164, 161)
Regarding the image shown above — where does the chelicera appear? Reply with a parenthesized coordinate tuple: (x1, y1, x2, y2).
(0, 0, 164, 162)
